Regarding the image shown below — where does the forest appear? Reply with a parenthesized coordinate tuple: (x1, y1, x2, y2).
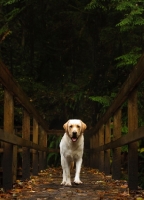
(0, 0, 144, 128)
(0, 0, 144, 186)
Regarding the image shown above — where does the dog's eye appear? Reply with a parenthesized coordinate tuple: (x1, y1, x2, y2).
(69, 125, 73, 128)
(77, 125, 80, 128)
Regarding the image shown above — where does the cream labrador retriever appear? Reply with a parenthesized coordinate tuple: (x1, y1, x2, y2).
(60, 119, 87, 186)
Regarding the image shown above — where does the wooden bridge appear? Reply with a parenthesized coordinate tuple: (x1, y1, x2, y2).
(0, 55, 144, 198)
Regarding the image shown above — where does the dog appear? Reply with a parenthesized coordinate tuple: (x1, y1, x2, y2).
(60, 119, 87, 186)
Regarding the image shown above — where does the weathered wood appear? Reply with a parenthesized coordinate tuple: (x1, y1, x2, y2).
(2, 89, 14, 190)
(104, 119, 111, 175)
(91, 54, 144, 135)
(128, 90, 138, 190)
(0, 60, 49, 133)
(47, 130, 64, 135)
(32, 118, 39, 175)
(92, 135, 97, 168)
(39, 127, 47, 170)
(112, 109, 121, 180)
(99, 126, 104, 172)
(13, 145, 17, 183)
(95, 134, 99, 169)
(43, 130, 47, 169)
(92, 125, 144, 152)
(0, 129, 48, 151)
(13, 126, 18, 183)
(22, 110, 30, 180)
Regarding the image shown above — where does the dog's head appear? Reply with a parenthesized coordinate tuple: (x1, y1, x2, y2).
(63, 119, 87, 142)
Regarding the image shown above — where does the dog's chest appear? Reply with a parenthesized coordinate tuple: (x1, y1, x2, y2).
(65, 141, 83, 159)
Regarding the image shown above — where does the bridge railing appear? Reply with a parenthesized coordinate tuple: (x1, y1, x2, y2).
(89, 54, 144, 190)
(0, 60, 50, 190)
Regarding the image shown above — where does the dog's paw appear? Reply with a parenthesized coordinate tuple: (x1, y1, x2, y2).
(74, 180, 83, 185)
(61, 181, 72, 186)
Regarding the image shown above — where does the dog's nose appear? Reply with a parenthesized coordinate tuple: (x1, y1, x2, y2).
(72, 132, 77, 138)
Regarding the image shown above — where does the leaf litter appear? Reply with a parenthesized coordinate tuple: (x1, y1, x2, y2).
(0, 167, 143, 199)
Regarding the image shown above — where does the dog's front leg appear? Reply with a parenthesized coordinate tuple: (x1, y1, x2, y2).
(61, 155, 71, 186)
(74, 158, 82, 184)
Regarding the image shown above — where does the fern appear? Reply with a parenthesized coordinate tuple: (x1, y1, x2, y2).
(89, 96, 111, 107)
(85, 0, 107, 11)
(116, 1, 144, 31)
(115, 47, 142, 68)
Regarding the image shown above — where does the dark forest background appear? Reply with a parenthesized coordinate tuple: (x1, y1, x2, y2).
(0, 0, 144, 129)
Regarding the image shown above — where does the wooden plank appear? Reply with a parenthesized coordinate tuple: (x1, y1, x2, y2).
(99, 125, 104, 172)
(2, 89, 14, 190)
(0, 129, 48, 151)
(43, 130, 47, 169)
(91, 54, 144, 135)
(0, 127, 64, 135)
(104, 119, 111, 175)
(13, 145, 17, 183)
(39, 127, 45, 170)
(95, 134, 99, 169)
(22, 110, 30, 180)
(128, 90, 138, 190)
(92, 125, 144, 152)
(0, 60, 49, 133)
(32, 118, 39, 175)
(90, 135, 95, 168)
(92, 135, 97, 168)
(112, 109, 121, 180)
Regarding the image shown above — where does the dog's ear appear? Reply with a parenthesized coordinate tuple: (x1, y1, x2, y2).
(63, 121, 69, 133)
(81, 121, 87, 132)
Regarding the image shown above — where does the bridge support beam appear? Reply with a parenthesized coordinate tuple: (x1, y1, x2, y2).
(2, 89, 14, 190)
(112, 109, 121, 180)
(128, 89, 138, 190)
(104, 119, 111, 175)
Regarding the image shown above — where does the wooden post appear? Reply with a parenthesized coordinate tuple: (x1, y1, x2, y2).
(99, 125, 104, 172)
(32, 118, 39, 175)
(13, 145, 17, 183)
(39, 127, 47, 170)
(3, 89, 14, 190)
(128, 90, 138, 190)
(104, 119, 111, 175)
(43, 130, 47, 169)
(95, 133, 99, 169)
(92, 135, 96, 168)
(22, 110, 30, 180)
(112, 109, 121, 180)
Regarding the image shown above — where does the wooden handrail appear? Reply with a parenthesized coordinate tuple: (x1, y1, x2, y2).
(0, 60, 49, 133)
(91, 126, 144, 152)
(0, 129, 48, 152)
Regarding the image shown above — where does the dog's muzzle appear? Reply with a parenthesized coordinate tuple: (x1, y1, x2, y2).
(71, 132, 78, 142)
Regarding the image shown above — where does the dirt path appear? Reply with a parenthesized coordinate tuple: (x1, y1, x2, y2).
(1, 167, 143, 199)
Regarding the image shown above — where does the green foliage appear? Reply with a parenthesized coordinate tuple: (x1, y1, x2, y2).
(115, 47, 142, 68)
(89, 96, 110, 106)
(121, 145, 128, 153)
(85, 0, 107, 11)
(47, 135, 62, 167)
(116, 1, 144, 31)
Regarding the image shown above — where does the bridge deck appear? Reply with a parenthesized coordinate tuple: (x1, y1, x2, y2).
(2, 167, 140, 200)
